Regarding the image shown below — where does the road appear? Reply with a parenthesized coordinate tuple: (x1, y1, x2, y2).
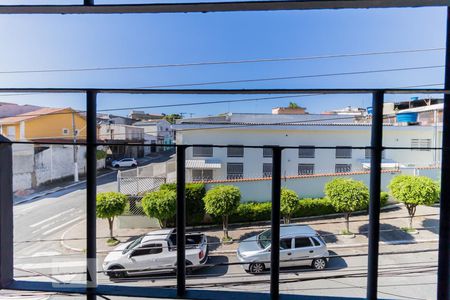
(10, 173, 439, 300)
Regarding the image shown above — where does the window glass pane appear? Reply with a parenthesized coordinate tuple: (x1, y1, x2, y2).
(336, 146, 352, 158)
(298, 164, 314, 175)
(411, 138, 432, 151)
(299, 146, 315, 158)
(335, 164, 352, 173)
(280, 238, 292, 250)
(295, 237, 313, 248)
(227, 163, 243, 179)
(263, 163, 272, 177)
(263, 147, 273, 157)
(311, 237, 320, 246)
(193, 145, 213, 157)
(227, 145, 244, 157)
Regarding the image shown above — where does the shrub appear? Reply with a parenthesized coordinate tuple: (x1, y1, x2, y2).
(96, 192, 127, 238)
(96, 149, 107, 160)
(280, 188, 300, 224)
(203, 185, 241, 240)
(142, 189, 177, 228)
(380, 191, 389, 206)
(160, 183, 206, 225)
(325, 178, 369, 234)
(389, 175, 439, 229)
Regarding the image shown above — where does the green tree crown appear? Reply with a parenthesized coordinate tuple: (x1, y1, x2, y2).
(96, 192, 127, 219)
(203, 185, 241, 217)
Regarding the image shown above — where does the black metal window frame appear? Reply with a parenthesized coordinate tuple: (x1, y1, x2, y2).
(227, 162, 244, 179)
(263, 162, 273, 177)
(0, 2, 448, 300)
(335, 163, 352, 173)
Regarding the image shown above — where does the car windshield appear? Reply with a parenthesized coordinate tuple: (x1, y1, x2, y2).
(258, 230, 271, 249)
(122, 236, 144, 254)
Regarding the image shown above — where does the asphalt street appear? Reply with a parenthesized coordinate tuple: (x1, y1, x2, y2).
(10, 172, 439, 300)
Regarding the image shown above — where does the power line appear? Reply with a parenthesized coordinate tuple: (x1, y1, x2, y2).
(139, 65, 444, 89)
(0, 47, 444, 75)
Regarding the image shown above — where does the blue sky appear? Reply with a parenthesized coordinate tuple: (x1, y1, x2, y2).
(0, 5, 446, 117)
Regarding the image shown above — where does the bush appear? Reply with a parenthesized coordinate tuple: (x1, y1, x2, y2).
(203, 185, 241, 240)
(325, 178, 369, 233)
(380, 191, 389, 206)
(96, 192, 127, 238)
(160, 183, 206, 225)
(96, 149, 107, 160)
(281, 188, 300, 224)
(389, 175, 439, 229)
(142, 189, 177, 228)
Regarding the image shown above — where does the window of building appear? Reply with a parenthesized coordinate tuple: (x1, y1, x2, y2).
(263, 146, 275, 158)
(298, 146, 315, 158)
(335, 164, 352, 173)
(365, 148, 386, 159)
(192, 169, 213, 181)
(193, 146, 213, 157)
(263, 163, 272, 178)
(227, 145, 244, 157)
(411, 138, 432, 151)
(295, 237, 313, 248)
(227, 163, 243, 179)
(336, 146, 352, 158)
(62, 128, 69, 135)
(298, 164, 314, 175)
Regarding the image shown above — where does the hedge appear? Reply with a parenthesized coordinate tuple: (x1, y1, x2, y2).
(160, 183, 206, 225)
(228, 193, 390, 224)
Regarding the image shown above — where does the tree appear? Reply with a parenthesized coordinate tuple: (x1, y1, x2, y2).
(142, 189, 177, 228)
(288, 102, 299, 108)
(203, 185, 241, 241)
(280, 188, 299, 224)
(96, 192, 127, 239)
(324, 178, 369, 234)
(389, 175, 439, 229)
(163, 113, 183, 124)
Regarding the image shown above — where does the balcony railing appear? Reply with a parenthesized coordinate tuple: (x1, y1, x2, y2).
(0, 1, 449, 300)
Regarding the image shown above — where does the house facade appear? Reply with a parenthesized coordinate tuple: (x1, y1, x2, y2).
(175, 113, 441, 182)
(98, 123, 145, 158)
(133, 119, 174, 149)
(0, 107, 86, 141)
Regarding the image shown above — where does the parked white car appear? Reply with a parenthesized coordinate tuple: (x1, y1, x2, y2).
(237, 225, 329, 274)
(112, 158, 137, 168)
(102, 229, 208, 278)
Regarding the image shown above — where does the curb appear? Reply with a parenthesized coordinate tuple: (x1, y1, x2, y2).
(60, 220, 86, 253)
(15, 171, 115, 205)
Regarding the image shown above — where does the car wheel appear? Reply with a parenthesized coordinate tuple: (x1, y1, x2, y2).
(107, 265, 126, 279)
(312, 258, 327, 270)
(131, 164, 137, 167)
(249, 263, 265, 274)
(186, 260, 193, 275)
(114, 164, 120, 168)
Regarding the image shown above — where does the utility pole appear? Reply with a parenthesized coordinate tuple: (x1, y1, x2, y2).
(72, 111, 79, 182)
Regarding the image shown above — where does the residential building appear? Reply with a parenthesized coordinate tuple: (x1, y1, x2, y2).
(98, 123, 145, 158)
(175, 112, 441, 182)
(128, 110, 164, 122)
(0, 107, 86, 142)
(96, 113, 134, 125)
(133, 119, 174, 148)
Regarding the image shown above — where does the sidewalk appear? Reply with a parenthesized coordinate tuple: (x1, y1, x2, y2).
(14, 168, 115, 205)
(60, 203, 440, 255)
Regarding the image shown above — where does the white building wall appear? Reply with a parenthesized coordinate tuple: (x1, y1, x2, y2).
(178, 125, 439, 181)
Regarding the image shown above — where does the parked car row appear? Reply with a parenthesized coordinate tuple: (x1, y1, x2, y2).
(102, 225, 328, 278)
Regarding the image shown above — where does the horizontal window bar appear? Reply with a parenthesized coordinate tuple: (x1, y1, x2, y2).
(0, 1, 447, 15)
(0, 88, 447, 94)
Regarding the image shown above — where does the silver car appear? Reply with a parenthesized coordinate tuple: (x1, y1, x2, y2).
(237, 225, 329, 274)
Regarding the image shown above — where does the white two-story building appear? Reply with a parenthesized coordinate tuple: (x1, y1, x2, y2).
(174, 113, 441, 182)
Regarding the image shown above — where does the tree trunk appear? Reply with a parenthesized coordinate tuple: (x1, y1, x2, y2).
(284, 216, 290, 224)
(108, 218, 114, 238)
(406, 204, 417, 229)
(345, 213, 350, 233)
(223, 215, 229, 239)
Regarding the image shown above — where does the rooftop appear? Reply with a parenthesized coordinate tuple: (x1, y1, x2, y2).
(0, 107, 71, 124)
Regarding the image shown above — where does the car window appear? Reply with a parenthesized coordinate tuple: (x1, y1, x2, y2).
(310, 237, 321, 247)
(123, 236, 143, 254)
(295, 237, 313, 248)
(280, 238, 292, 250)
(258, 230, 271, 249)
(130, 243, 163, 257)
